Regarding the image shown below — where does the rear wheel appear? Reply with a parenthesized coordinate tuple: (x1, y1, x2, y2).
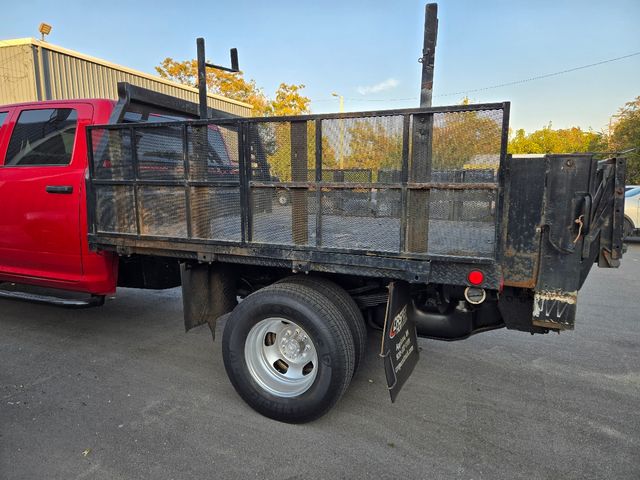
(222, 282, 355, 423)
(277, 275, 367, 373)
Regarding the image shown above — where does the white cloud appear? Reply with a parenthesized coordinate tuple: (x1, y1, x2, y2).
(356, 78, 399, 95)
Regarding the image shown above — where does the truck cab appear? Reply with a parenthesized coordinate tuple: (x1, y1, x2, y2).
(0, 84, 243, 301)
(0, 99, 118, 295)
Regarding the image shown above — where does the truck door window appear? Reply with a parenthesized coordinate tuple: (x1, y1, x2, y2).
(5, 108, 78, 166)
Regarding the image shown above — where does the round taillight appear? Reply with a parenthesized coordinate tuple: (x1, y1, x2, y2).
(468, 270, 484, 286)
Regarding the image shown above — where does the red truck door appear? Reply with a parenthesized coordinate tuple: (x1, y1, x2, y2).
(0, 103, 93, 284)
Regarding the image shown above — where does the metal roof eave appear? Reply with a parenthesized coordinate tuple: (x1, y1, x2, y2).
(0, 37, 253, 110)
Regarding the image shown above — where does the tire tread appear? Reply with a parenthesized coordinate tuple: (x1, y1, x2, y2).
(277, 275, 367, 373)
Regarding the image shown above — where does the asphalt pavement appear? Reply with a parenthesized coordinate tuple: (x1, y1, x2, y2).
(1, 245, 639, 479)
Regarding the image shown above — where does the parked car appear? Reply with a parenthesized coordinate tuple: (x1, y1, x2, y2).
(624, 187, 640, 238)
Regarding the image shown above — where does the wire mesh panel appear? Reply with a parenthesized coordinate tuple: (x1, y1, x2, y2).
(316, 115, 405, 251)
(94, 185, 137, 234)
(247, 120, 316, 246)
(426, 189, 497, 256)
(138, 186, 188, 237)
(251, 187, 316, 245)
(188, 124, 240, 182)
(430, 109, 503, 179)
(91, 129, 133, 180)
(407, 107, 504, 257)
(321, 188, 401, 252)
(247, 121, 316, 182)
(88, 102, 507, 261)
(321, 115, 404, 184)
(135, 125, 184, 180)
(190, 187, 242, 241)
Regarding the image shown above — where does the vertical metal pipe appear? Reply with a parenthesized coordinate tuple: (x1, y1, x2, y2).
(241, 123, 254, 243)
(406, 3, 438, 254)
(494, 102, 511, 262)
(420, 3, 438, 108)
(291, 121, 309, 245)
(85, 127, 97, 235)
(182, 124, 193, 238)
(399, 115, 411, 252)
(129, 126, 142, 237)
(196, 38, 208, 119)
(315, 120, 323, 247)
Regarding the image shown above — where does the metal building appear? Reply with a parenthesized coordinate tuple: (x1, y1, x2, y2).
(0, 38, 252, 116)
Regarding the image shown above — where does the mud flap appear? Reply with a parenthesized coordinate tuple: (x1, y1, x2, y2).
(532, 290, 577, 330)
(380, 281, 419, 402)
(180, 262, 237, 340)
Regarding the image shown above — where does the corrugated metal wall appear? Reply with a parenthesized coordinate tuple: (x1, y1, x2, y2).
(0, 44, 38, 103)
(0, 39, 251, 116)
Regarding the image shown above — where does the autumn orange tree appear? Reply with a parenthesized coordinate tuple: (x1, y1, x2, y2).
(261, 123, 337, 182)
(336, 98, 504, 180)
(342, 120, 403, 180)
(155, 58, 310, 117)
(156, 57, 313, 181)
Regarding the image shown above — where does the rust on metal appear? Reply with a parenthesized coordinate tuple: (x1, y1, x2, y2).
(502, 247, 540, 289)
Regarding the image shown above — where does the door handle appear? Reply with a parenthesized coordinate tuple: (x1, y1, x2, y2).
(45, 185, 73, 194)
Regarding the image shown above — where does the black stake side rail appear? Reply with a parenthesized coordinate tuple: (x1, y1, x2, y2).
(91, 102, 508, 128)
(86, 102, 510, 290)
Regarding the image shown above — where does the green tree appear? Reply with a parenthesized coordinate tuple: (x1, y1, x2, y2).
(155, 58, 310, 117)
(508, 123, 602, 155)
(607, 96, 640, 184)
(431, 109, 503, 170)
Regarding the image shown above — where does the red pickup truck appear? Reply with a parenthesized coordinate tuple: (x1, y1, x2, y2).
(0, 98, 118, 298)
(0, 81, 627, 423)
(0, 84, 232, 305)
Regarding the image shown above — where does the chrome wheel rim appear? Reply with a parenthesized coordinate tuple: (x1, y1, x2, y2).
(244, 317, 318, 397)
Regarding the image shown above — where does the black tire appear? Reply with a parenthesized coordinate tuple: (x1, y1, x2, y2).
(222, 282, 355, 423)
(277, 275, 367, 374)
(623, 217, 634, 239)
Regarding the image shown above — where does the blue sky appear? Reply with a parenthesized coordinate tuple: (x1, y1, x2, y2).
(2, 0, 639, 132)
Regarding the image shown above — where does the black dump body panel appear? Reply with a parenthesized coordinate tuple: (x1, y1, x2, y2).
(500, 154, 625, 330)
(86, 102, 510, 289)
